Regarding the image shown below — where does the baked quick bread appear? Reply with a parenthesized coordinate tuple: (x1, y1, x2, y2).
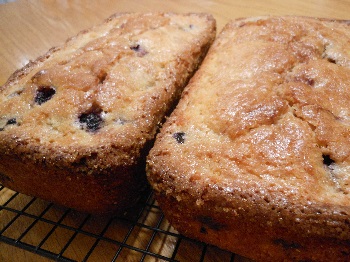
(147, 16, 350, 261)
(0, 12, 216, 214)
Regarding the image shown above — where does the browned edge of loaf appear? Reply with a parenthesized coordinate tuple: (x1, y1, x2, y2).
(146, 16, 350, 261)
(0, 12, 216, 214)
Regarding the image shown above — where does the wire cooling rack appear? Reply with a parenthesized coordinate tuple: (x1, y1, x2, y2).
(0, 184, 251, 262)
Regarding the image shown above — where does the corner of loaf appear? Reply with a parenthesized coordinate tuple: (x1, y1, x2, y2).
(147, 16, 350, 261)
(0, 12, 216, 214)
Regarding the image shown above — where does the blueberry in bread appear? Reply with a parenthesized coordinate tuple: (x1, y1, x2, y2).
(147, 16, 350, 261)
(0, 12, 216, 214)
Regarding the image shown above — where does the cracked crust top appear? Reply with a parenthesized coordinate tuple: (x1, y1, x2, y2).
(0, 12, 216, 165)
(147, 16, 350, 260)
(0, 12, 216, 213)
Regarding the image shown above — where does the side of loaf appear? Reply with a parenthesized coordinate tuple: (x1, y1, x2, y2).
(0, 12, 216, 214)
(147, 16, 350, 261)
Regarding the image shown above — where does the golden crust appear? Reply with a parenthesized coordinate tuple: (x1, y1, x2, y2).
(0, 12, 216, 214)
(147, 16, 350, 261)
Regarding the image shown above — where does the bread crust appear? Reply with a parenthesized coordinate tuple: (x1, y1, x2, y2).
(147, 16, 350, 261)
(0, 12, 216, 214)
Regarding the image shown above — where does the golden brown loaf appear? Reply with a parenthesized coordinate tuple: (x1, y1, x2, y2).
(0, 12, 216, 214)
(147, 16, 350, 261)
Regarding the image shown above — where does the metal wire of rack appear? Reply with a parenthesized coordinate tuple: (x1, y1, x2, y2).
(0, 184, 249, 262)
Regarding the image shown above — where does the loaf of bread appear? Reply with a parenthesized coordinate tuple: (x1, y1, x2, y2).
(0, 12, 216, 214)
(147, 16, 350, 261)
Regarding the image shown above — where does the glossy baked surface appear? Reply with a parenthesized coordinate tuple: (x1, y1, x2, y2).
(0, 12, 216, 214)
(1, 1, 350, 261)
(147, 16, 350, 261)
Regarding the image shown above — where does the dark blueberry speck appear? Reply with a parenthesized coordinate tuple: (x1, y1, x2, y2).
(200, 226, 207, 234)
(198, 216, 225, 231)
(327, 57, 336, 64)
(0, 173, 12, 183)
(130, 44, 148, 57)
(0, 118, 18, 131)
(323, 154, 335, 166)
(173, 132, 185, 144)
(79, 111, 103, 132)
(274, 239, 302, 250)
(130, 44, 141, 51)
(35, 86, 56, 105)
(7, 118, 17, 125)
